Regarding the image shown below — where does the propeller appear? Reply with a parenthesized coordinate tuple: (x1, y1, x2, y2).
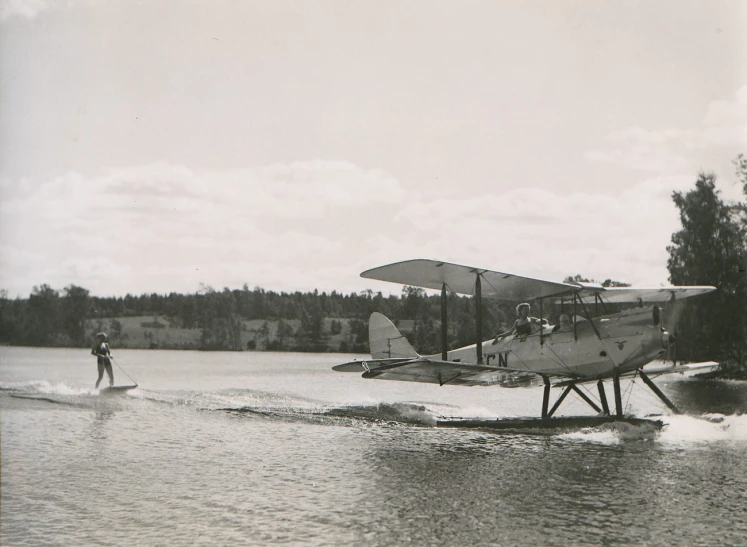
(662, 295, 684, 365)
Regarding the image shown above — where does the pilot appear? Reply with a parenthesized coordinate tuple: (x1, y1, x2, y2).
(552, 314, 572, 332)
(492, 303, 540, 343)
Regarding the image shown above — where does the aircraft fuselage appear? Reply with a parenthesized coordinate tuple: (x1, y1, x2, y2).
(439, 306, 669, 380)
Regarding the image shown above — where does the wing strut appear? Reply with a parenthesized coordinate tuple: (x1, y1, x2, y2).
(539, 297, 544, 346)
(441, 283, 448, 361)
(577, 295, 602, 339)
(475, 273, 483, 364)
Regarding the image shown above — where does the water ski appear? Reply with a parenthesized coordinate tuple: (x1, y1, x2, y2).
(100, 384, 138, 394)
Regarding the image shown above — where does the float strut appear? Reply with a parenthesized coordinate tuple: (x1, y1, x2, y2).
(548, 384, 574, 417)
(639, 371, 680, 414)
(597, 380, 610, 415)
(613, 369, 623, 417)
(541, 375, 551, 418)
(571, 385, 602, 413)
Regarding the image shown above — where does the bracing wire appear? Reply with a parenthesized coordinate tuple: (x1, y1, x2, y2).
(622, 372, 638, 414)
(626, 378, 671, 414)
(109, 357, 138, 386)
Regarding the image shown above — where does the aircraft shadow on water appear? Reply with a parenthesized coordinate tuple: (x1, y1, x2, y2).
(333, 259, 719, 432)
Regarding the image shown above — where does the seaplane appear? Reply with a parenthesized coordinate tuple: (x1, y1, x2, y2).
(333, 259, 719, 432)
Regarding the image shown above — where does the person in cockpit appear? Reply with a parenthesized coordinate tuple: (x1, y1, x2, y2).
(492, 303, 541, 344)
(552, 314, 572, 332)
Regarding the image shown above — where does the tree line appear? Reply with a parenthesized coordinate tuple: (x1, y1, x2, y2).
(1, 159, 745, 366)
(0, 282, 521, 354)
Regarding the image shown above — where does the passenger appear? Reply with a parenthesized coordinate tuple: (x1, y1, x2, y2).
(91, 332, 114, 388)
(552, 314, 572, 332)
(492, 303, 540, 344)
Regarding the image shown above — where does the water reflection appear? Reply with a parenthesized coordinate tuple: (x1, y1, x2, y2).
(667, 380, 747, 415)
(89, 409, 115, 442)
(351, 423, 746, 546)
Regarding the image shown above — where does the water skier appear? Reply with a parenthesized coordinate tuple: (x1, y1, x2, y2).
(91, 332, 114, 388)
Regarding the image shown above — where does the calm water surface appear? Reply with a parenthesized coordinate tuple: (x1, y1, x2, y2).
(2, 346, 746, 546)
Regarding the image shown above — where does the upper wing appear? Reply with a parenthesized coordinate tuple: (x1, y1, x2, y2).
(565, 286, 716, 304)
(361, 259, 575, 300)
(336, 356, 559, 387)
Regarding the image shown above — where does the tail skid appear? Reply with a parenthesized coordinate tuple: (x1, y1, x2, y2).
(369, 312, 419, 360)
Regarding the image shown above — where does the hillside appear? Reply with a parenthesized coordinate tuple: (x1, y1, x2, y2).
(85, 315, 418, 353)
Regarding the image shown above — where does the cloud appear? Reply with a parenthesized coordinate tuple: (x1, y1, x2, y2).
(586, 84, 747, 173)
(0, 159, 701, 297)
(0, 0, 48, 21)
(0, 160, 408, 296)
(389, 176, 693, 287)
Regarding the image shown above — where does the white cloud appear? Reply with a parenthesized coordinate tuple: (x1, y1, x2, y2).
(0, 160, 408, 296)
(0, 0, 48, 21)
(586, 84, 747, 173)
(0, 158, 715, 297)
(388, 176, 693, 287)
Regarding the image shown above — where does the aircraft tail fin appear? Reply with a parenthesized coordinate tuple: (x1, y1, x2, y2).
(369, 312, 419, 359)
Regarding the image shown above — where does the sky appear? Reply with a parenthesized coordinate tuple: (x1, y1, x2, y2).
(1, 0, 746, 298)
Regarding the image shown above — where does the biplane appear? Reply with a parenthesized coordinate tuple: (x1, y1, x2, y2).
(333, 259, 718, 426)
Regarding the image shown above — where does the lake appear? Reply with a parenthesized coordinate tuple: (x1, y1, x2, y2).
(2, 346, 746, 546)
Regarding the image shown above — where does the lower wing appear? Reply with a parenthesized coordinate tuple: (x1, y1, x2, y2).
(334, 357, 562, 387)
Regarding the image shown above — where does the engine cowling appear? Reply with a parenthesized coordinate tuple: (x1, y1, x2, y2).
(661, 328, 675, 349)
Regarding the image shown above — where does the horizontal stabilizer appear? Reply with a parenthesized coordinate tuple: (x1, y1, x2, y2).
(333, 358, 412, 373)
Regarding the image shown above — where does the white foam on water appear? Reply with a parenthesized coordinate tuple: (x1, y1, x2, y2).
(657, 413, 747, 445)
(2, 379, 95, 397)
(558, 413, 747, 446)
(559, 427, 621, 444)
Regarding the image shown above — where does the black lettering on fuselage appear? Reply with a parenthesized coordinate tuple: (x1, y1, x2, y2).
(487, 352, 509, 367)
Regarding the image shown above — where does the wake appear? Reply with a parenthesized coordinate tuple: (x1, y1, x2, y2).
(5, 380, 746, 444)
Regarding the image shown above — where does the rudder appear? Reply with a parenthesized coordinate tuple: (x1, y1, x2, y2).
(369, 312, 419, 359)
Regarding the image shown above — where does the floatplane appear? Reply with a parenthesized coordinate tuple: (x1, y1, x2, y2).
(333, 259, 718, 432)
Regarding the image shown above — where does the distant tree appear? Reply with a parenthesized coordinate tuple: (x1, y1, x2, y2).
(330, 319, 342, 335)
(667, 171, 746, 365)
(110, 319, 124, 343)
(348, 318, 368, 353)
(564, 274, 592, 283)
(402, 286, 425, 318)
(736, 153, 747, 196)
(257, 321, 270, 350)
(26, 285, 60, 345)
(197, 285, 240, 351)
(0, 289, 18, 343)
(277, 319, 294, 350)
(62, 285, 90, 346)
(601, 279, 631, 288)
